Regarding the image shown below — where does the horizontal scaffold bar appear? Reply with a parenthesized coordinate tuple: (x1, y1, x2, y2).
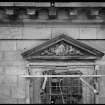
(20, 75, 105, 78)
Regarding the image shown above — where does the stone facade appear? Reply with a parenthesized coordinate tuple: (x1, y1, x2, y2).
(0, 2, 105, 104)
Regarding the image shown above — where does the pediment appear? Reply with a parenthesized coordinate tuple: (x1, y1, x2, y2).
(22, 34, 104, 61)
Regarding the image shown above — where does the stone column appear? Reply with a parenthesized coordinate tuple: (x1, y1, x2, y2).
(25, 78, 30, 104)
(31, 68, 42, 104)
(33, 77, 41, 104)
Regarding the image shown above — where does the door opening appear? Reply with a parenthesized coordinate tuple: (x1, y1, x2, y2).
(40, 70, 83, 104)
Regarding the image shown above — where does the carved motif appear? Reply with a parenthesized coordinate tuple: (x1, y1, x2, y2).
(40, 42, 84, 56)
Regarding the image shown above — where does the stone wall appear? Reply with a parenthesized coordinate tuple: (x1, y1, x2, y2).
(0, 23, 105, 103)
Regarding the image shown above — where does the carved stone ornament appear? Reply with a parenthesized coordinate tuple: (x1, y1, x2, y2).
(21, 34, 104, 61)
(40, 42, 84, 56)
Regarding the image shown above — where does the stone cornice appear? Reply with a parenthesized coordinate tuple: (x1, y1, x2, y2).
(0, 4, 105, 24)
(0, 2, 105, 7)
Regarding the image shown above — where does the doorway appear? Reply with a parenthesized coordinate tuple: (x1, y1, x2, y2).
(40, 70, 83, 104)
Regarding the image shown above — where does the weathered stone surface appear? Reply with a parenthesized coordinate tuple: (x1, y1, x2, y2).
(0, 27, 22, 39)
(4, 66, 25, 75)
(98, 97, 105, 104)
(0, 96, 18, 104)
(4, 51, 23, 61)
(0, 66, 5, 75)
(0, 74, 5, 84)
(38, 9, 49, 20)
(0, 41, 16, 51)
(22, 27, 51, 39)
(57, 9, 69, 20)
(80, 27, 97, 39)
(80, 40, 105, 52)
(17, 77, 25, 98)
(11, 77, 25, 99)
(0, 51, 5, 60)
(0, 16, 104, 104)
(16, 40, 46, 51)
(0, 60, 25, 66)
(3, 75, 18, 84)
(52, 27, 80, 39)
(96, 27, 105, 39)
(17, 98, 25, 104)
(11, 86, 25, 99)
(0, 84, 11, 97)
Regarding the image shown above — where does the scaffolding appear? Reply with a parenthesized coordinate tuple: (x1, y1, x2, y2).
(21, 72, 105, 104)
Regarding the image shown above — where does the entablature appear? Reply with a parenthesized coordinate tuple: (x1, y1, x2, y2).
(0, 2, 105, 24)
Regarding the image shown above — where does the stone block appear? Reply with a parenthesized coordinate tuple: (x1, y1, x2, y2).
(0, 40, 16, 51)
(22, 27, 51, 39)
(17, 98, 25, 104)
(80, 40, 105, 52)
(0, 66, 5, 75)
(95, 41, 105, 52)
(4, 51, 23, 61)
(0, 27, 22, 39)
(16, 88, 25, 99)
(0, 51, 5, 60)
(0, 84, 11, 97)
(0, 96, 18, 104)
(0, 60, 25, 66)
(4, 66, 25, 75)
(0, 74, 5, 84)
(3, 75, 18, 84)
(96, 27, 105, 39)
(16, 40, 46, 51)
(7, 76, 25, 99)
(98, 97, 105, 104)
(11, 85, 25, 99)
(80, 27, 97, 39)
(52, 27, 80, 39)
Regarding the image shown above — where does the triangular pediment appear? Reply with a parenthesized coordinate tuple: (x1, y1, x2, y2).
(22, 34, 104, 61)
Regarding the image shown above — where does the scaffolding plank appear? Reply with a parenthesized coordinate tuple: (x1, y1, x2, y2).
(20, 74, 105, 78)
